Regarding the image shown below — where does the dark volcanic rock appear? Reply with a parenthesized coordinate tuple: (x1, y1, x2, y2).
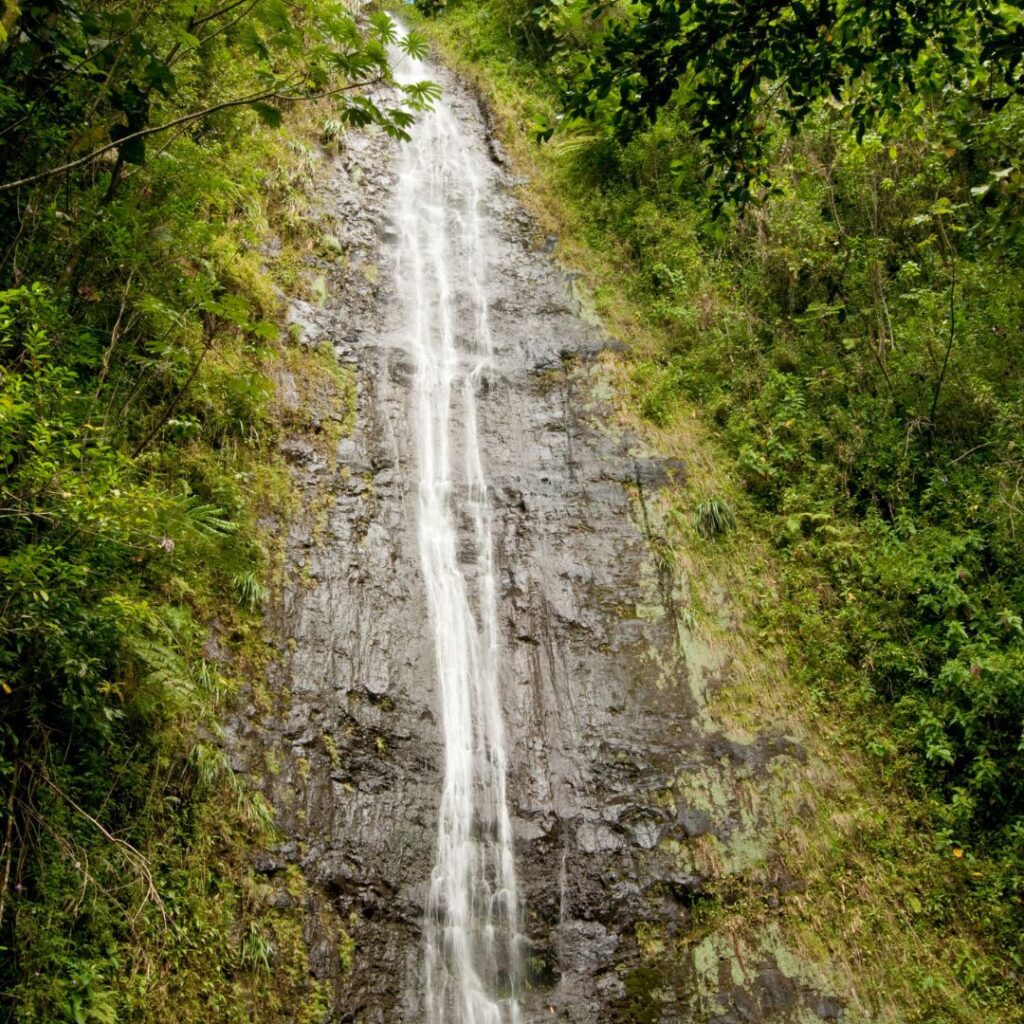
(223, 53, 844, 1024)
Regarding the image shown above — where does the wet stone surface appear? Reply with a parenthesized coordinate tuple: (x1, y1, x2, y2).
(224, 61, 843, 1024)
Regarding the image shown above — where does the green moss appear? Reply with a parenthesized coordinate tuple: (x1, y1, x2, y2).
(338, 915, 358, 972)
(622, 966, 668, 1024)
(322, 732, 342, 771)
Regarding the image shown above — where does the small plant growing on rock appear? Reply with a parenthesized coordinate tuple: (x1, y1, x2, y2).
(322, 733, 342, 771)
(338, 915, 358, 972)
(240, 923, 275, 977)
(693, 497, 736, 540)
(234, 571, 269, 609)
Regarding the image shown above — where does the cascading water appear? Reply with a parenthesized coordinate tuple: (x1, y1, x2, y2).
(393, 50, 523, 1024)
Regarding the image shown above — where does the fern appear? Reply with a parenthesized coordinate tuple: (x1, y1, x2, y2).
(182, 499, 237, 537)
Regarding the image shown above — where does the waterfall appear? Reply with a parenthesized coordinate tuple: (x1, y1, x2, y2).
(393, 51, 523, 1024)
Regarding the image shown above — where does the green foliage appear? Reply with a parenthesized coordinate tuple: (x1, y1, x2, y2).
(338, 920, 356, 972)
(0, 1, 419, 1018)
(471, 0, 1024, 859)
(423, 0, 1024, 991)
(0, 1, 433, 196)
(233, 570, 269, 610)
(554, 0, 1024, 211)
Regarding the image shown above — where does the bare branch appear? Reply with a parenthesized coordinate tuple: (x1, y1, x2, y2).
(95, 269, 136, 394)
(34, 769, 165, 923)
(0, 762, 19, 930)
(0, 74, 384, 193)
(0, 87, 281, 192)
(193, 0, 259, 30)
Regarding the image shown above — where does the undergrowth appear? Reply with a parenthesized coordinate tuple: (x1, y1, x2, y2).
(0, 52, 359, 1024)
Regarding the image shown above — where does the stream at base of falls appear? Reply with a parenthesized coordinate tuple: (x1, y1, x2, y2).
(225, 43, 848, 1024)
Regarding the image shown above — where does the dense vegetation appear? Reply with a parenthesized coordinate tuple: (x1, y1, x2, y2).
(418, 0, 1024, 974)
(4, 0, 1024, 1016)
(0, 2, 428, 1019)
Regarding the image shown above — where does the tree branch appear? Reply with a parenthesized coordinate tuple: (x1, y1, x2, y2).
(928, 267, 956, 438)
(0, 761, 19, 931)
(0, 17, 148, 139)
(0, 86, 281, 192)
(0, 75, 383, 192)
(130, 316, 216, 460)
(33, 767, 165, 924)
(192, 0, 258, 30)
(192, 0, 265, 51)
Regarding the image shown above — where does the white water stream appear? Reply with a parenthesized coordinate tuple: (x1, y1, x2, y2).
(393, 53, 523, 1024)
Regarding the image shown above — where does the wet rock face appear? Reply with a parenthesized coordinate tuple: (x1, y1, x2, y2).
(226, 63, 843, 1024)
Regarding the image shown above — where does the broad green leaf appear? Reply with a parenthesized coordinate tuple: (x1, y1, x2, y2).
(249, 101, 283, 128)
